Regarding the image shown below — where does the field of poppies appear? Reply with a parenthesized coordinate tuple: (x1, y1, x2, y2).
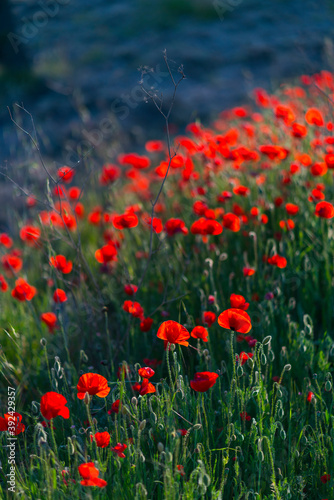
(1, 69, 334, 499)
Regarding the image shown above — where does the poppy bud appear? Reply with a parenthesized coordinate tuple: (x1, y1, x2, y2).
(84, 392, 90, 405)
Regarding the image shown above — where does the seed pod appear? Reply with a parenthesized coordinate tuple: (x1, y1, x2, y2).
(325, 380, 332, 392)
(139, 420, 146, 431)
(157, 442, 164, 453)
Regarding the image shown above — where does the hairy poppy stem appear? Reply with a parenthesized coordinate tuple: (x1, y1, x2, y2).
(166, 343, 174, 391)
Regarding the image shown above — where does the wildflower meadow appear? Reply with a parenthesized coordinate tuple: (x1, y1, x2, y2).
(1, 66, 334, 499)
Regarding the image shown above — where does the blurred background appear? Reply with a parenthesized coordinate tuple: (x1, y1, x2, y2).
(1, 0, 334, 166)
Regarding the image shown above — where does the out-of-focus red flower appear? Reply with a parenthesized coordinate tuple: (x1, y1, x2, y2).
(99, 164, 121, 185)
(108, 399, 121, 415)
(50, 255, 72, 274)
(305, 108, 324, 126)
(315, 201, 334, 219)
(145, 140, 165, 152)
(218, 308, 252, 334)
(118, 153, 150, 169)
(190, 371, 219, 392)
(285, 203, 299, 216)
(124, 284, 138, 296)
(123, 300, 144, 318)
(140, 317, 154, 332)
(40, 312, 58, 333)
(77, 373, 110, 400)
(240, 411, 251, 421)
(12, 278, 36, 301)
(267, 254, 287, 269)
(164, 218, 188, 236)
(190, 218, 223, 236)
(0, 233, 13, 248)
(111, 443, 127, 458)
(307, 391, 314, 402)
(243, 267, 255, 277)
(320, 474, 331, 484)
(20, 225, 41, 246)
(58, 166, 75, 183)
(2, 254, 23, 274)
(113, 213, 138, 230)
(230, 294, 249, 311)
(53, 288, 67, 303)
(78, 462, 107, 487)
(95, 243, 118, 264)
(223, 213, 240, 232)
(0, 275, 8, 292)
(144, 217, 163, 234)
(40, 392, 70, 420)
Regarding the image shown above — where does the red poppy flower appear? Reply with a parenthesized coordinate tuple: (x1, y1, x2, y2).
(190, 371, 219, 392)
(90, 431, 111, 448)
(243, 267, 255, 277)
(325, 153, 334, 169)
(138, 378, 156, 395)
(190, 218, 223, 236)
(58, 166, 75, 183)
(203, 311, 216, 327)
(77, 373, 110, 399)
(233, 185, 250, 196)
(0, 275, 8, 292)
(259, 145, 289, 160)
(307, 391, 314, 402)
(315, 201, 334, 219)
(124, 284, 138, 296)
(305, 108, 324, 126)
(123, 300, 144, 318)
(50, 255, 73, 274)
(140, 317, 154, 332)
(240, 411, 251, 421)
(12, 278, 36, 301)
(267, 255, 287, 269)
(144, 217, 163, 234)
(111, 443, 127, 458)
(143, 358, 162, 369)
(99, 164, 121, 185)
(311, 162, 327, 177)
(40, 392, 70, 420)
(0, 412, 25, 435)
(108, 399, 121, 415)
(239, 352, 253, 365)
(223, 213, 241, 232)
(218, 308, 252, 334)
(0, 233, 13, 248)
(53, 288, 67, 303)
(285, 203, 299, 216)
(40, 312, 58, 333)
(230, 294, 249, 311)
(320, 474, 331, 484)
(164, 218, 188, 236)
(156, 320, 190, 346)
(78, 463, 107, 487)
(20, 225, 41, 246)
(2, 254, 23, 274)
(95, 244, 118, 264)
(291, 123, 307, 138)
(145, 140, 165, 152)
(275, 105, 295, 124)
(113, 213, 138, 230)
(191, 325, 209, 342)
(118, 153, 150, 169)
(138, 367, 155, 379)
